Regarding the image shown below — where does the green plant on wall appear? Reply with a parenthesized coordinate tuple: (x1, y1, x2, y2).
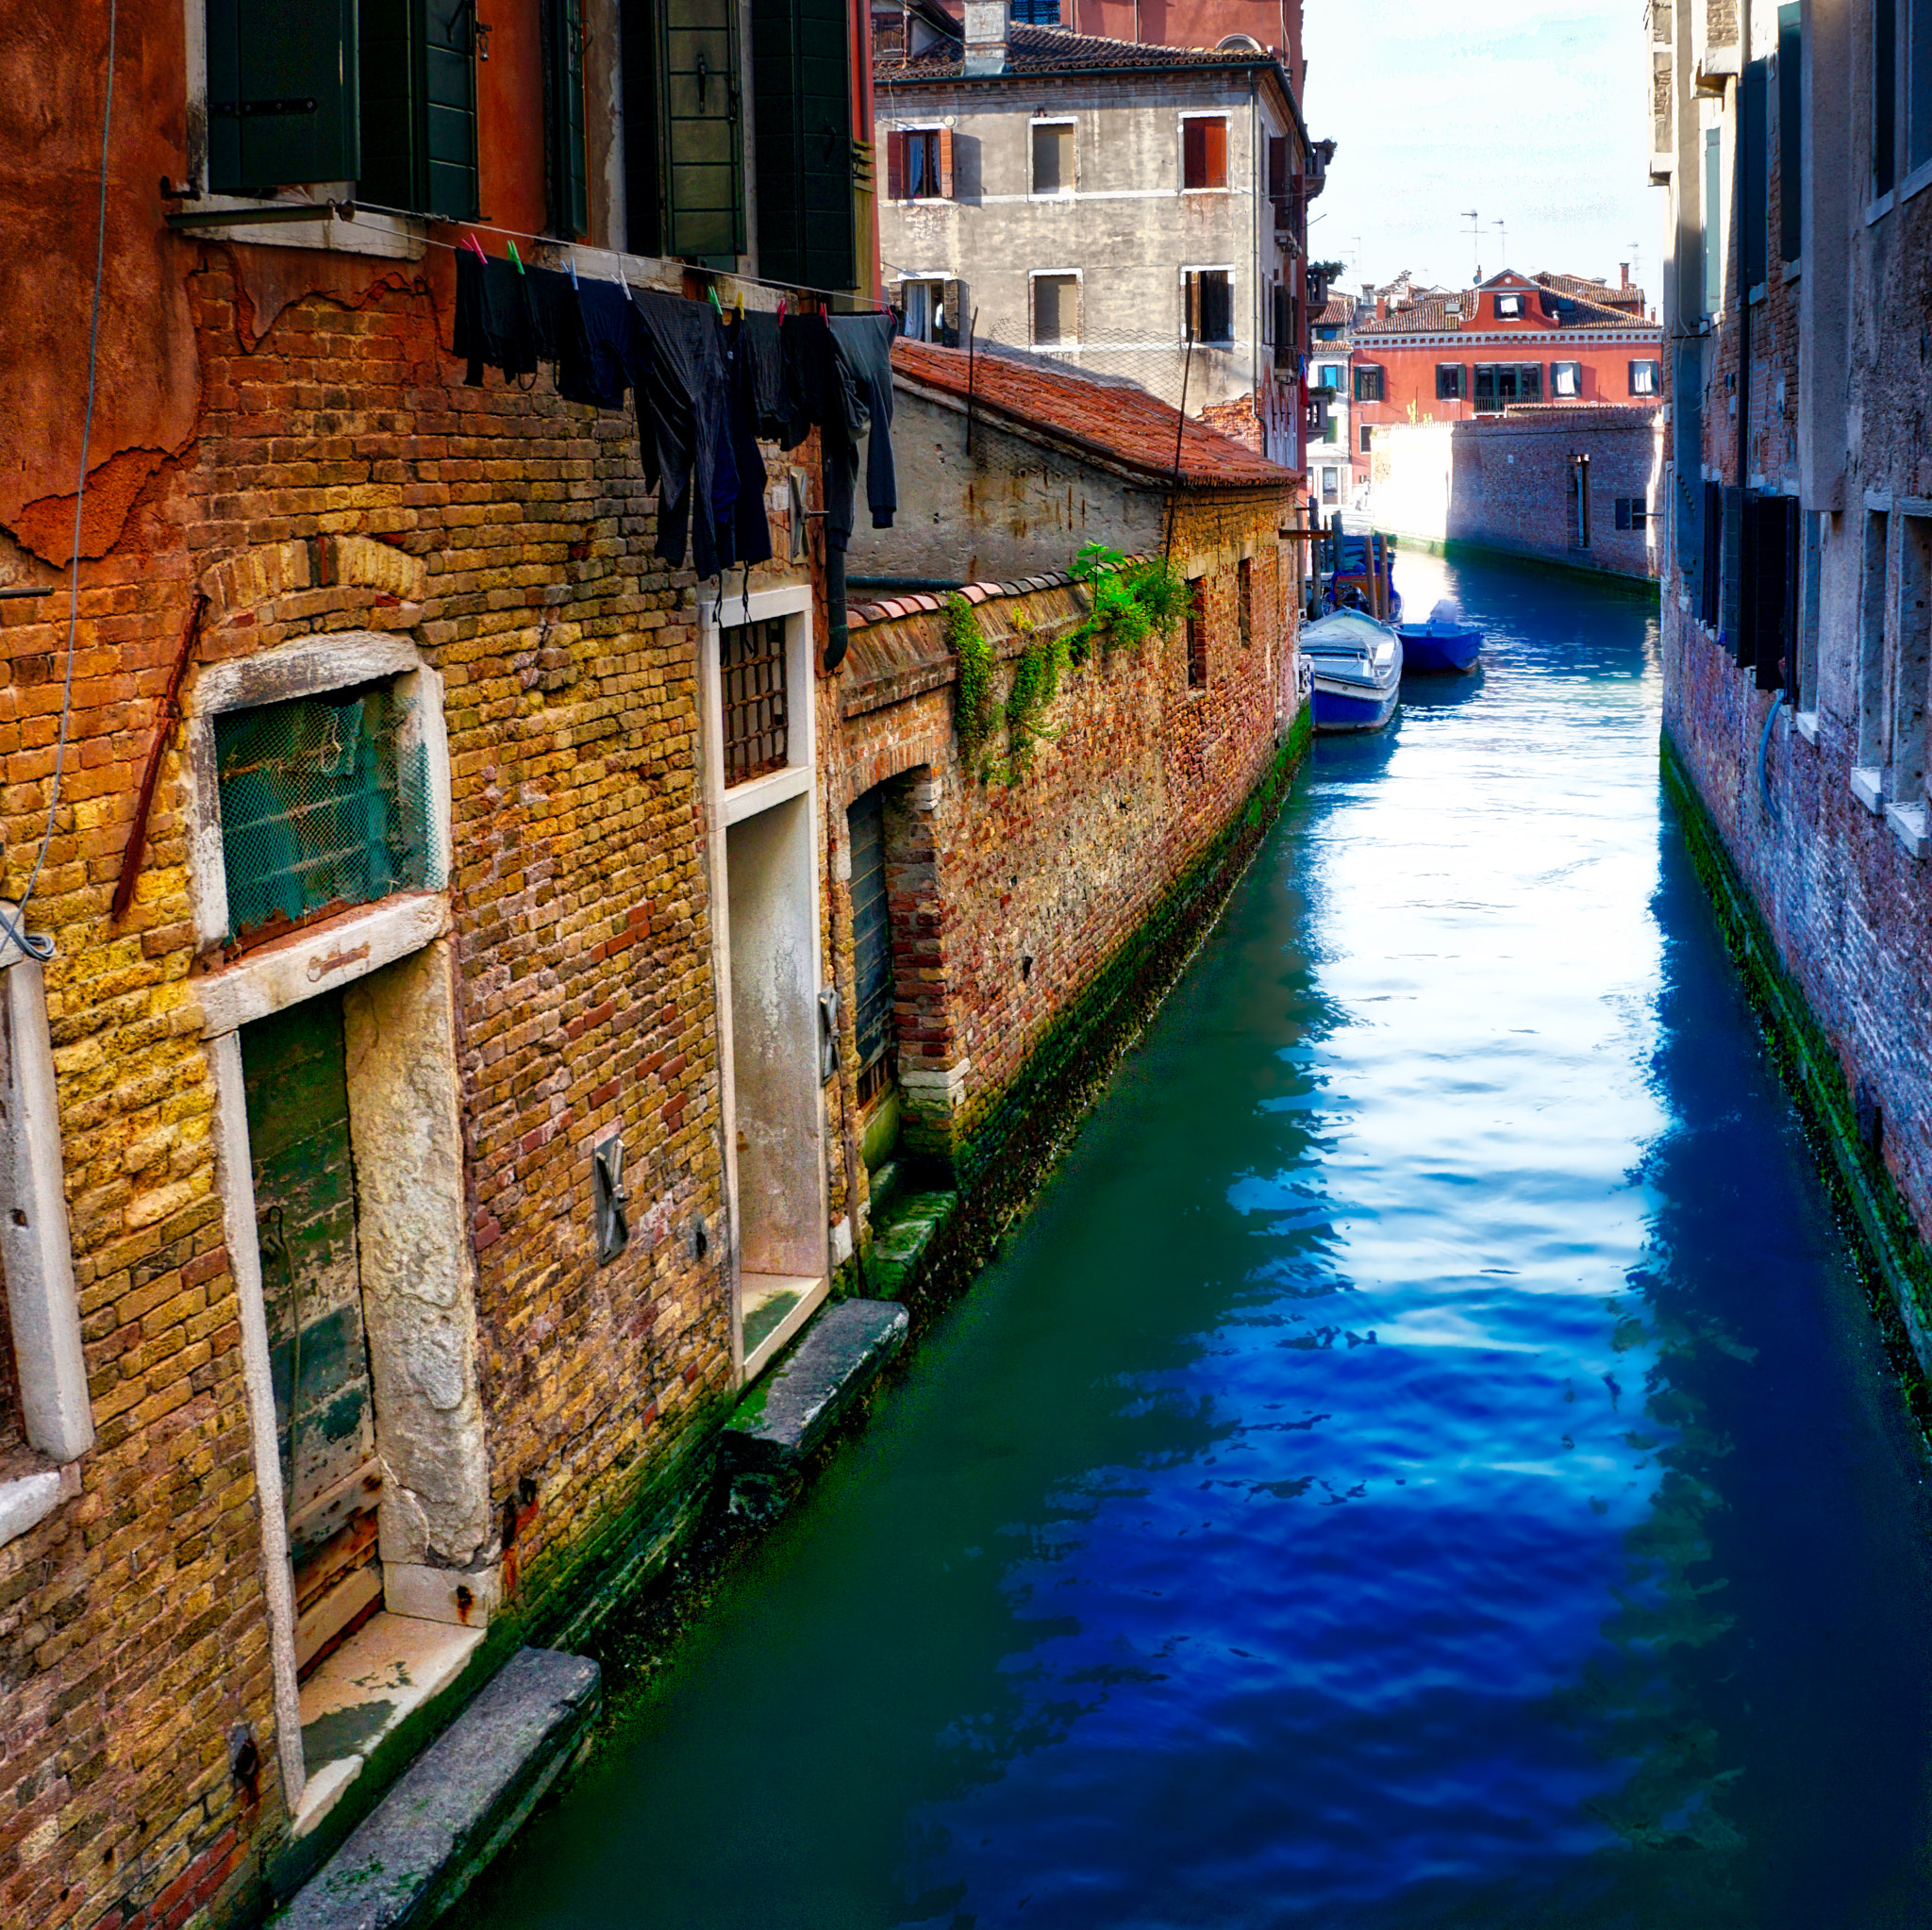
(945, 595, 1073, 786)
(1065, 545, 1191, 660)
(946, 593, 999, 775)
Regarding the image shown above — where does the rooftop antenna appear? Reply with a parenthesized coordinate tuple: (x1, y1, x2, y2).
(1461, 208, 1480, 283)
(1492, 216, 1507, 271)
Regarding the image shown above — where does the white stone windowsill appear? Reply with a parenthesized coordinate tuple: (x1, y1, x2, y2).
(1902, 156, 1932, 206)
(0, 1461, 80, 1548)
(173, 197, 425, 261)
(1850, 766, 1887, 815)
(1781, 258, 1803, 284)
(724, 761, 814, 826)
(1886, 800, 1929, 858)
(1865, 191, 1894, 226)
(1792, 708, 1821, 744)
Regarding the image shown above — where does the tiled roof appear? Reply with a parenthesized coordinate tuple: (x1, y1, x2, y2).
(1535, 271, 1646, 309)
(1356, 286, 1657, 336)
(891, 338, 1298, 489)
(876, 21, 1280, 80)
(1315, 295, 1354, 326)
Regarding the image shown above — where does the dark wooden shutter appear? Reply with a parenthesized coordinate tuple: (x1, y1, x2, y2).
(849, 788, 894, 1074)
(754, 0, 855, 289)
(545, 0, 590, 238)
(1756, 494, 1796, 690)
(621, 0, 664, 255)
(1724, 484, 1747, 661)
(357, 0, 478, 220)
(938, 125, 955, 198)
(663, 0, 747, 262)
(1778, 3, 1802, 259)
(886, 128, 905, 199)
(1701, 479, 1723, 625)
(207, 0, 359, 193)
(1876, 0, 1897, 195)
(1741, 57, 1769, 291)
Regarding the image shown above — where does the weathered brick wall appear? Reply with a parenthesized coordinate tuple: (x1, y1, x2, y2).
(1370, 411, 1661, 580)
(821, 487, 1299, 1214)
(0, 243, 798, 1925)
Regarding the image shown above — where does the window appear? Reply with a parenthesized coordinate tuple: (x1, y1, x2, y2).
(1359, 424, 1374, 453)
(1703, 126, 1724, 313)
(1613, 496, 1649, 530)
(1553, 360, 1582, 398)
(1316, 324, 1341, 341)
(1569, 454, 1591, 549)
(1700, 478, 1723, 626)
(1741, 57, 1769, 290)
(1183, 270, 1233, 343)
(1798, 507, 1824, 712)
(1354, 365, 1384, 402)
(1317, 363, 1345, 391)
(1322, 466, 1340, 503)
(1780, 2, 1803, 259)
(1897, 517, 1932, 804)
(900, 278, 945, 342)
(1912, 0, 1932, 174)
(750, 0, 853, 287)
(1858, 510, 1890, 767)
(542, 0, 589, 238)
(888, 127, 952, 200)
(1186, 580, 1208, 688)
(1238, 558, 1253, 648)
(633, 0, 752, 262)
(1629, 359, 1660, 396)
(721, 617, 790, 787)
(1473, 363, 1541, 407)
(1742, 492, 1799, 691)
(1494, 292, 1524, 317)
(848, 784, 896, 1102)
(1011, 0, 1059, 19)
(1182, 116, 1228, 190)
(872, 8, 905, 53)
(1436, 363, 1465, 400)
(1877, 0, 1898, 195)
(207, 0, 480, 219)
(1033, 273, 1078, 345)
(1032, 120, 1074, 194)
(215, 682, 441, 940)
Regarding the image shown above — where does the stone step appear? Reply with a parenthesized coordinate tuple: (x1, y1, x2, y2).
(724, 1298, 908, 1469)
(865, 1190, 958, 1298)
(281, 1645, 600, 1929)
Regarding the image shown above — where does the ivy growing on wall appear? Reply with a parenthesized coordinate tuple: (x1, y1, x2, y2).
(1065, 545, 1191, 661)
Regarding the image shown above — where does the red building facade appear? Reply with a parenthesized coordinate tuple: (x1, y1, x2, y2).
(1348, 271, 1662, 488)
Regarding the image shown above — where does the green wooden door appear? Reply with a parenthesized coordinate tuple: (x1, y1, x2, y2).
(242, 992, 383, 1672)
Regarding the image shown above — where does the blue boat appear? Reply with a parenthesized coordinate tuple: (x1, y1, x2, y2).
(1398, 599, 1484, 674)
(1302, 609, 1402, 733)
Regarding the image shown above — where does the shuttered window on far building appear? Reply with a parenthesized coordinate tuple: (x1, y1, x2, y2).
(543, 0, 591, 240)
(207, 0, 478, 218)
(753, 0, 856, 289)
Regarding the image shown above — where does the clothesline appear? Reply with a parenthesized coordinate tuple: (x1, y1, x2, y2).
(346, 198, 893, 315)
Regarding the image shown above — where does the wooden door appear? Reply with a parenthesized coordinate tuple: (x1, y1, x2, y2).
(242, 992, 383, 1674)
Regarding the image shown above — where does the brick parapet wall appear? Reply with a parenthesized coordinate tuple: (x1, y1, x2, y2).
(819, 486, 1300, 1214)
(0, 250, 800, 1926)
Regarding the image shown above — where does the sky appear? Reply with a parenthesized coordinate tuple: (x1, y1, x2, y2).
(1300, 0, 1666, 304)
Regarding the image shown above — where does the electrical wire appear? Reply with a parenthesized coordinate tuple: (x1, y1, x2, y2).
(3, 0, 115, 967)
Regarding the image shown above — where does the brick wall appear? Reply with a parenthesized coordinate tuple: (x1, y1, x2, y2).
(822, 487, 1299, 1213)
(0, 243, 796, 1926)
(1369, 410, 1662, 581)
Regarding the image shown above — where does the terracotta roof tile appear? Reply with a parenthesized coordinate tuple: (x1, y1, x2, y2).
(876, 21, 1279, 81)
(891, 339, 1296, 489)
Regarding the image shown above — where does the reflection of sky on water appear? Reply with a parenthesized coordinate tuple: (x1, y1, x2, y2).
(452, 553, 1932, 1930)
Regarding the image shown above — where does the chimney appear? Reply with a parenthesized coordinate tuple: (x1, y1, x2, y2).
(1620, 261, 1630, 288)
(1375, 296, 1388, 320)
(963, 0, 1009, 74)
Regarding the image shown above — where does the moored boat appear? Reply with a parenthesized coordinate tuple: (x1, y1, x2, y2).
(1397, 598, 1484, 674)
(1302, 609, 1402, 733)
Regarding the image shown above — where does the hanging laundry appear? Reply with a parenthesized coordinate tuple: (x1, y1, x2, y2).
(557, 278, 638, 410)
(525, 266, 591, 379)
(829, 312, 900, 531)
(720, 314, 774, 572)
(737, 310, 792, 443)
(627, 287, 727, 578)
(454, 250, 539, 385)
(779, 313, 869, 555)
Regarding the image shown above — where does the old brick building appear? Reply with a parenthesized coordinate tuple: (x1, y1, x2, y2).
(1651, 0, 1932, 1350)
(0, 0, 1312, 1922)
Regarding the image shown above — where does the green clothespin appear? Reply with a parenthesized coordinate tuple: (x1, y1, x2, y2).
(508, 240, 525, 275)
(708, 284, 724, 314)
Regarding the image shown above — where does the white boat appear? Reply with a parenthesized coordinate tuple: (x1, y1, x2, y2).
(1302, 609, 1403, 733)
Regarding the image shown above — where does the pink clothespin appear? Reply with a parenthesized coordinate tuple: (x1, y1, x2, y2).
(462, 233, 488, 262)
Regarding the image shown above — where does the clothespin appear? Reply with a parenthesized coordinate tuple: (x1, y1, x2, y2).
(733, 292, 743, 319)
(777, 298, 787, 322)
(708, 284, 724, 315)
(462, 232, 488, 261)
(568, 252, 579, 290)
(508, 240, 525, 274)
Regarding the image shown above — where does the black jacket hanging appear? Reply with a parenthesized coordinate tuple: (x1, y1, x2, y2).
(454, 252, 540, 386)
(628, 287, 728, 578)
(829, 312, 899, 531)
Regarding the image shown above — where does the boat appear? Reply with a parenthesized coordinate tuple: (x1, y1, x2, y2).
(1302, 609, 1402, 733)
(1398, 598, 1484, 674)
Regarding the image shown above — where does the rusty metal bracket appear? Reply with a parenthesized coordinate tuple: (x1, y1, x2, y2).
(111, 589, 207, 925)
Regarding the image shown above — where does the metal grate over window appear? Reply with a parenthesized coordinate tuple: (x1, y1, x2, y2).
(215, 682, 441, 940)
(722, 618, 790, 786)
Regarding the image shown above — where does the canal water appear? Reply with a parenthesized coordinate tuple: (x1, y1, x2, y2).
(458, 554, 1932, 1929)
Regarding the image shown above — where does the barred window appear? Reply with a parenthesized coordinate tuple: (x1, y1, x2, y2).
(215, 682, 440, 941)
(721, 618, 790, 786)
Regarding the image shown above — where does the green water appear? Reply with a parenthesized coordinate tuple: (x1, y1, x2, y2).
(455, 552, 1932, 1928)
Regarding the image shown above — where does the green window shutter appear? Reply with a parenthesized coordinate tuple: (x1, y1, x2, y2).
(206, 0, 358, 194)
(1740, 58, 1768, 291)
(753, 0, 855, 291)
(545, 0, 590, 239)
(621, 0, 664, 256)
(357, 0, 478, 220)
(664, 0, 746, 263)
(1778, 3, 1801, 260)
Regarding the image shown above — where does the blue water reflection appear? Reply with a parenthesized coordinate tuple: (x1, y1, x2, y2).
(454, 553, 1932, 1930)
